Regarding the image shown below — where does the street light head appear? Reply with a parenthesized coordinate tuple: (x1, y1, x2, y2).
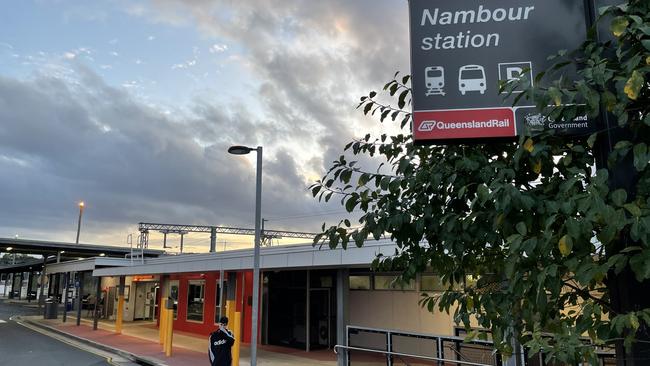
(228, 145, 254, 155)
(79, 201, 85, 208)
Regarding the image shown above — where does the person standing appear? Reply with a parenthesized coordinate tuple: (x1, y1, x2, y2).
(209, 316, 235, 366)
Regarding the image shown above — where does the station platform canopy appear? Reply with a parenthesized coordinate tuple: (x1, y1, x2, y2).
(0, 237, 164, 260)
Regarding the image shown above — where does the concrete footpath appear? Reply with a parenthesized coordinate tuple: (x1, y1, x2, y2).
(20, 313, 337, 366)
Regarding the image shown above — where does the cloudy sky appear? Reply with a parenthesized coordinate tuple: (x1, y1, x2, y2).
(0, 0, 409, 252)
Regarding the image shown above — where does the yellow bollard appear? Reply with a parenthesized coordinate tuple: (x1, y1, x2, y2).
(164, 308, 174, 357)
(232, 311, 241, 366)
(115, 295, 124, 334)
(164, 307, 170, 353)
(159, 299, 166, 345)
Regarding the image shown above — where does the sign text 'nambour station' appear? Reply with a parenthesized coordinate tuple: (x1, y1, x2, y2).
(409, 1, 598, 143)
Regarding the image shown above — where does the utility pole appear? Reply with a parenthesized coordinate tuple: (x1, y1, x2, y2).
(75, 201, 85, 244)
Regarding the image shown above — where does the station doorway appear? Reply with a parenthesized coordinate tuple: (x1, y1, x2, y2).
(133, 280, 159, 321)
(264, 270, 337, 351)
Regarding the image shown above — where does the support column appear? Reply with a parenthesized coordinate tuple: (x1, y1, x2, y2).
(93, 276, 102, 330)
(336, 269, 350, 366)
(54, 273, 61, 302)
(76, 272, 85, 326)
(8, 273, 14, 299)
(210, 227, 217, 253)
(218, 269, 225, 320)
(47, 274, 53, 297)
(38, 255, 48, 308)
(116, 276, 126, 334)
(63, 272, 69, 322)
(226, 272, 239, 366)
(3, 273, 8, 297)
(17, 272, 23, 300)
(27, 272, 33, 303)
(306, 270, 311, 352)
(180, 233, 184, 253)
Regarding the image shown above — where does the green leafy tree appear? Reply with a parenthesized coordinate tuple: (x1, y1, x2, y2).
(312, 2, 650, 363)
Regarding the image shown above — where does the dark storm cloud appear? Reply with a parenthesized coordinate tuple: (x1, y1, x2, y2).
(0, 0, 409, 243)
(0, 67, 332, 243)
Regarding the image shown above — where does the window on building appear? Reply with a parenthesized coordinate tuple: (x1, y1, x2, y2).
(349, 275, 371, 290)
(187, 280, 205, 322)
(420, 275, 447, 292)
(374, 275, 415, 291)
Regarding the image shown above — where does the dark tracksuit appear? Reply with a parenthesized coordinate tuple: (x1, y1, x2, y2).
(209, 327, 235, 366)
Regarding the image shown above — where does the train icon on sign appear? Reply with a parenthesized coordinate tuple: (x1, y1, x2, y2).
(459, 65, 486, 95)
(424, 66, 446, 96)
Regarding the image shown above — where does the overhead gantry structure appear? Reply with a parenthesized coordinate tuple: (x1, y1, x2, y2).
(137, 222, 317, 252)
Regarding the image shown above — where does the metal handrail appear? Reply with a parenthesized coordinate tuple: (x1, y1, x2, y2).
(347, 324, 495, 346)
(333, 345, 494, 366)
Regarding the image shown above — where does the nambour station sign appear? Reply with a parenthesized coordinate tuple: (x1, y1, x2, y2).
(409, 1, 598, 143)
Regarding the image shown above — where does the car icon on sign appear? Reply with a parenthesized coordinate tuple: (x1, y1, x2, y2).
(459, 65, 487, 95)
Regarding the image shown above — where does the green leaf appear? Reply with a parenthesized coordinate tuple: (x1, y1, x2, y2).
(624, 70, 644, 100)
(630, 313, 640, 331)
(345, 196, 358, 213)
(630, 250, 650, 281)
(476, 184, 489, 204)
(611, 189, 627, 207)
(642, 40, 650, 52)
(610, 17, 629, 37)
(340, 169, 352, 184)
(559, 235, 573, 257)
(548, 87, 563, 106)
(624, 203, 642, 217)
(358, 173, 370, 187)
(398, 89, 409, 109)
(633, 143, 648, 171)
(516, 222, 527, 236)
(587, 133, 597, 148)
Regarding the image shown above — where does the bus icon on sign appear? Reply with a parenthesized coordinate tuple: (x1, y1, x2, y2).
(459, 65, 486, 95)
(424, 66, 445, 96)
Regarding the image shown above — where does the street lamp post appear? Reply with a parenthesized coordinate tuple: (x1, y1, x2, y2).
(228, 145, 262, 366)
(75, 201, 85, 244)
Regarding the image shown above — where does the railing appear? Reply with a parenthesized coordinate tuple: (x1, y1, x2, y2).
(342, 325, 501, 366)
(339, 325, 617, 366)
(334, 345, 495, 366)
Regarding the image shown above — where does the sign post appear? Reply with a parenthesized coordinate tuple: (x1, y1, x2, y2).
(409, 0, 597, 143)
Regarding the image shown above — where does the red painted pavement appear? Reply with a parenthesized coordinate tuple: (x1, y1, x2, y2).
(54, 324, 206, 366)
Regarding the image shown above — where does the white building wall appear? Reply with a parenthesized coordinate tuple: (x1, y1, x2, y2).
(101, 276, 136, 322)
(349, 290, 458, 336)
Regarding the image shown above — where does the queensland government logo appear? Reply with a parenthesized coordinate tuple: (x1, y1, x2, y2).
(418, 118, 510, 131)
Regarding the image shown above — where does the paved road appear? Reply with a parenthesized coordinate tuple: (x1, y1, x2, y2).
(0, 299, 111, 366)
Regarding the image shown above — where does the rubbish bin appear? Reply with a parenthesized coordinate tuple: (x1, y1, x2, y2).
(44, 298, 58, 319)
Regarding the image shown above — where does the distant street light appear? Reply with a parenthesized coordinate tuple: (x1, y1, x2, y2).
(228, 144, 262, 366)
(76, 201, 85, 244)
